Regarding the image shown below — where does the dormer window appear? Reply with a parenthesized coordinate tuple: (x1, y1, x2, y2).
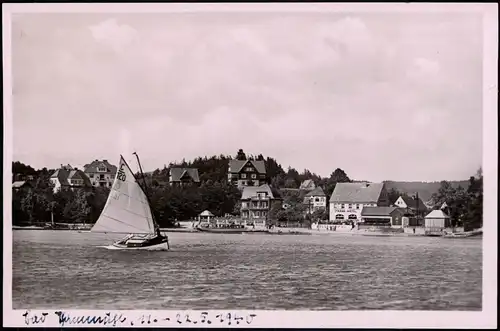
(97, 165, 107, 172)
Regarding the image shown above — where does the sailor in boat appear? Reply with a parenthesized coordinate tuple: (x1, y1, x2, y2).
(115, 226, 168, 247)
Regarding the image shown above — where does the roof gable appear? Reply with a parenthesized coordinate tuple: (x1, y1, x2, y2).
(400, 195, 427, 210)
(228, 159, 266, 174)
(169, 168, 200, 182)
(67, 170, 91, 185)
(51, 168, 70, 186)
(241, 184, 274, 199)
(330, 182, 384, 203)
(84, 159, 117, 174)
(300, 179, 316, 190)
(305, 187, 325, 197)
(425, 209, 450, 219)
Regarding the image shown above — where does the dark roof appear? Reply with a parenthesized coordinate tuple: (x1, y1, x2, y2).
(241, 184, 274, 199)
(330, 182, 385, 203)
(67, 169, 92, 186)
(12, 181, 31, 188)
(228, 159, 266, 174)
(399, 195, 428, 211)
(169, 168, 200, 182)
(299, 179, 316, 190)
(361, 206, 400, 217)
(84, 159, 117, 174)
(305, 187, 326, 197)
(50, 168, 70, 186)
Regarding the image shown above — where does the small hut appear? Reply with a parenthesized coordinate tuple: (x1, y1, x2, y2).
(424, 209, 451, 235)
(198, 210, 214, 224)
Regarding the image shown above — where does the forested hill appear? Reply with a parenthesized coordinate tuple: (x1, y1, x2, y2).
(384, 180, 470, 202)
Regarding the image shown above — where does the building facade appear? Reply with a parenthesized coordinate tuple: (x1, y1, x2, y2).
(424, 209, 451, 235)
(329, 182, 390, 223)
(360, 206, 407, 227)
(228, 159, 267, 188)
(394, 195, 428, 217)
(169, 168, 200, 186)
(50, 165, 91, 193)
(303, 187, 327, 214)
(240, 184, 280, 227)
(83, 159, 117, 188)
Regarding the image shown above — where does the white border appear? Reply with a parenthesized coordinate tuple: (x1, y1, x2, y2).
(3, 3, 498, 328)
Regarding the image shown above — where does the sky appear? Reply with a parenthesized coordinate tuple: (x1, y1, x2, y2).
(10, 11, 484, 182)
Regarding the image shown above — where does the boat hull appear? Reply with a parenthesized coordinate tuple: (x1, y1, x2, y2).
(98, 242, 170, 251)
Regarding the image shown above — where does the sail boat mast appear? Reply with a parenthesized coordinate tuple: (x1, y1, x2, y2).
(132, 152, 159, 230)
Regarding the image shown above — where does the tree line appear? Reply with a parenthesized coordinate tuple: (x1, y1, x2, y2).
(11, 149, 352, 227)
(11, 153, 483, 230)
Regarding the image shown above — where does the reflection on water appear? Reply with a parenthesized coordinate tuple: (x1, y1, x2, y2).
(12, 231, 482, 310)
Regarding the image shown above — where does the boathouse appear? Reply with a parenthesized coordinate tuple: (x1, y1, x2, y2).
(360, 206, 407, 228)
(424, 209, 451, 235)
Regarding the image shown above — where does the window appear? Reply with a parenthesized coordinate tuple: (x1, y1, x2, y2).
(335, 214, 345, 220)
(315, 198, 320, 202)
(348, 204, 352, 208)
(356, 204, 360, 209)
(251, 174, 257, 179)
(97, 166, 107, 172)
(99, 174, 105, 180)
(241, 202, 247, 208)
(108, 182, 112, 187)
(241, 174, 247, 179)
(245, 167, 254, 172)
(89, 174, 94, 178)
(341, 204, 345, 209)
(348, 214, 357, 220)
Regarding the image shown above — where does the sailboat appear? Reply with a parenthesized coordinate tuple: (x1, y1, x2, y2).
(91, 154, 170, 250)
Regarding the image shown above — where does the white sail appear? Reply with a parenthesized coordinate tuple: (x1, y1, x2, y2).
(91, 156, 156, 234)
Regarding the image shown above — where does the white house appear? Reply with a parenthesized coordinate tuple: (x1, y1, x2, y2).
(303, 187, 327, 214)
(329, 182, 390, 223)
(50, 165, 91, 193)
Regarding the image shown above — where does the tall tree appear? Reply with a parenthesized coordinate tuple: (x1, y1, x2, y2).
(236, 149, 247, 160)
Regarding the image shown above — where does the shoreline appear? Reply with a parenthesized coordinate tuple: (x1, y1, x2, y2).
(12, 226, 482, 239)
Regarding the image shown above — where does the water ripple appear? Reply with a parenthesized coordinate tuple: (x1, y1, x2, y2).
(12, 231, 482, 310)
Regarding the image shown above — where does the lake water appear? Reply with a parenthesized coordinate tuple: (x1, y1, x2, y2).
(12, 230, 482, 310)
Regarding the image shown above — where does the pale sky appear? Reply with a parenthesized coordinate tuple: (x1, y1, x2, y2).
(10, 12, 483, 182)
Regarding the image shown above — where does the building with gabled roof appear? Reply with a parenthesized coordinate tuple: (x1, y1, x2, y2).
(50, 165, 91, 193)
(394, 195, 428, 216)
(361, 206, 407, 227)
(169, 167, 200, 186)
(299, 179, 316, 191)
(240, 184, 281, 227)
(84, 159, 117, 188)
(228, 159, 267, 188)
(424, 209, 451, 231)
(303, 186, 327, 214)
(329, 182, 389, 223)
